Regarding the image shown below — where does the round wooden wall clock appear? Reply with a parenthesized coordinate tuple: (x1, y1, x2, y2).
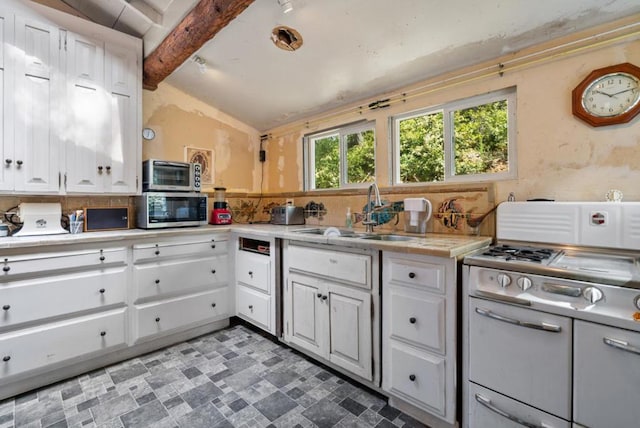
(572, 62, 640, 127)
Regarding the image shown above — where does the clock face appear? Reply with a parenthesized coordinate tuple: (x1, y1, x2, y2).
(582, 72, 640, 117)
(142, 128, 156, 140)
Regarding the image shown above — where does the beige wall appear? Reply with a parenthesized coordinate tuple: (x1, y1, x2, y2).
(261, 18, 640, 204)
(142, 83, 261, 192)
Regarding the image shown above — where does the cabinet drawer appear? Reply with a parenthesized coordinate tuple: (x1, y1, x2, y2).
(236, 285, 270, 330)
(0, 247, 127, 280)
(0, 267, 126, 331)
(288, 245, 370, 288)
(134, 288, 229, 342)
(236, 251, 270, 293)
(0, 309, 127, 380)
(389, 288, 445, 353)
(133, 237, 227, 262)
(133, 254, 227, 301)
(386, 256, 444, 293)
(468, 383, 570, 428)
(388, 345, 446, 416)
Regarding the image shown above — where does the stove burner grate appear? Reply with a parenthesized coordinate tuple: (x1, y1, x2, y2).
(482, 245, 556, 263)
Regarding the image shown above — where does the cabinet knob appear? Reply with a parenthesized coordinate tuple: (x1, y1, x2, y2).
(211, 244, 216, 249)
(408, 272, 416, 279)
(248, 305, 254, 311)
(155, 250, 160, 255)
(99, 256, 105, 261)
(211, 269, 216, 274)
(105, 166, 111, 172)
(322, 295, 328, 301)
(16, 160, 22, 166)
(317, 293, 322, 298)
(98, 165, 103, 172)
(99, 289, 105, 294)
(4, 159, 11, 165)
(409, 374, 416, 381)
(248, 271, 253, 277)
(155, 279, 160, 284)
(2, 266, 9, 272)
(155, 317, 160, 322)
(2, 356, 10, 362)
(2, 305, 10, 310)
(211, 303, 216, 308)
(409, 317, 416, 324)
(100, 331, 106, 337)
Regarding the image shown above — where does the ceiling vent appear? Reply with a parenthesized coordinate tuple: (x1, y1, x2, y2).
(271, 26, 303, 51)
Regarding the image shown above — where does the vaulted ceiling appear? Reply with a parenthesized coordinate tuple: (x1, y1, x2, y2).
(59, 0, 640, 131)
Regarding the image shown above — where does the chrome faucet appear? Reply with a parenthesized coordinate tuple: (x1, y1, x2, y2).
(362, 182, 382, 233)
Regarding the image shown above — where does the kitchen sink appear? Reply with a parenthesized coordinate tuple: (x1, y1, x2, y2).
(358, 234, 414, 241)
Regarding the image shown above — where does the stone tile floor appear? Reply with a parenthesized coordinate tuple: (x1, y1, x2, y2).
(0, 324, 428, 428)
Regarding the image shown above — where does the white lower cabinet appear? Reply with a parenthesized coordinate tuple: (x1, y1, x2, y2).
(134, 288, 228, 342)
(0, 309, 127, 380)
(234, 235, 277, 334)
(283, 242, 377, 383)
(382, 251, 457, 425)
(132, 233, 230, 344)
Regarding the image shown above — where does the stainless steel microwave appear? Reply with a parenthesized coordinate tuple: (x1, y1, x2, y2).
(142, 159, 201, 192)
(136, 192, 208, 229)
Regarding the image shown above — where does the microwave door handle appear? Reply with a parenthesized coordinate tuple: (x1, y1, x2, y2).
(154, 161, 188, 167)
(475, 307, 562, 333)
(475, 394, 551, 428)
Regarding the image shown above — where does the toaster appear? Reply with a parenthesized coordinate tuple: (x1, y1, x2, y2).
(270, 206, 305, 225)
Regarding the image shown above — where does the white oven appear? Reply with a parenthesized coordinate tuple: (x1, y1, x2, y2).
(462, 201, 640, 428)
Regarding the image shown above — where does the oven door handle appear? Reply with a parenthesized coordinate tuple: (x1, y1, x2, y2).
(475, 307, 562, 332)
(603, 337, 640, 355)
(475, 394, 552, 428)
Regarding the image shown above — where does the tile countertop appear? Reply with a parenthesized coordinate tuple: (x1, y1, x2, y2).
(0, 224, 492, 259)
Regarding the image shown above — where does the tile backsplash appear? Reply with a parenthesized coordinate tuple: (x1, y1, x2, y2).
(0, 183, 497, 237)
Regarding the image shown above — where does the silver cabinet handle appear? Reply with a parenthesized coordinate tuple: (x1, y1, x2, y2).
(603, 337, 640, 356)
(475, 307, 561, 333)
(542, 282, 582, 297)
(475, 394, 548, 428)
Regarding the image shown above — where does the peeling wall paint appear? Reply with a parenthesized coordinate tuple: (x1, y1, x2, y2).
(142, 83, 260, 192)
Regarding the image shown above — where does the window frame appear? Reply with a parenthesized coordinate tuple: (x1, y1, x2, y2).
(304, 120, 376, 191)
(391, 88, 517, 185)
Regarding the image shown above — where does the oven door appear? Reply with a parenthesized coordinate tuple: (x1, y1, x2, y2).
(574, 320, 640, 428)
(468, 297, 572, 420)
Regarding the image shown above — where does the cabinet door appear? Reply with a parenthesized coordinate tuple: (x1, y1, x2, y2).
(574, 320, 640, 428)
(64, 32, 106, 193)
(104, 43, 138, 194)
(13, 17, 61, 193)
(285, 273, 325, 356)
(0, 12, 13, 192)
(327, 283, 372, 380)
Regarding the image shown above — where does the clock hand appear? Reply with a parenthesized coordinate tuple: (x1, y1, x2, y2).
(610, 88, 636, 97)
(592, 89, 614, 97)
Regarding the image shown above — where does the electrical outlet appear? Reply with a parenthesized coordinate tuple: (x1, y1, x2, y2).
(286, 198, 294, 205)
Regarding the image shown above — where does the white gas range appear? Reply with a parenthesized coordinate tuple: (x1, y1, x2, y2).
(462, 201, 640, 428)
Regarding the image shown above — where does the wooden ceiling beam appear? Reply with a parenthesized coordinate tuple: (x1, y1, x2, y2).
(143, 0, 255, 90)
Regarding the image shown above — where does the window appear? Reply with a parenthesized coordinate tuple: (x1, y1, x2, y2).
(304, 121, 376, 190)
(392, 88, 516, 184)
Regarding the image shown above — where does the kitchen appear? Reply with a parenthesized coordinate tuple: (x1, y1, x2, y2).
(1, 0, 640, 427)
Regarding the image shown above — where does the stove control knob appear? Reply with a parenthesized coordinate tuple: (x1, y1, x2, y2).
(583, 287, 604, 304)
(517, 276, 532, 291)
(497, 273, 511, 288)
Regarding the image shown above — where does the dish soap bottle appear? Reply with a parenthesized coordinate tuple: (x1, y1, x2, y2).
(345, 207, 353, 230)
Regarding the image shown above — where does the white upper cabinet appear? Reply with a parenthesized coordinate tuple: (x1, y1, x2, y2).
(0, 2, 142, 195)
(0, 11, 13, 192)
(13, 16, 61, 193)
